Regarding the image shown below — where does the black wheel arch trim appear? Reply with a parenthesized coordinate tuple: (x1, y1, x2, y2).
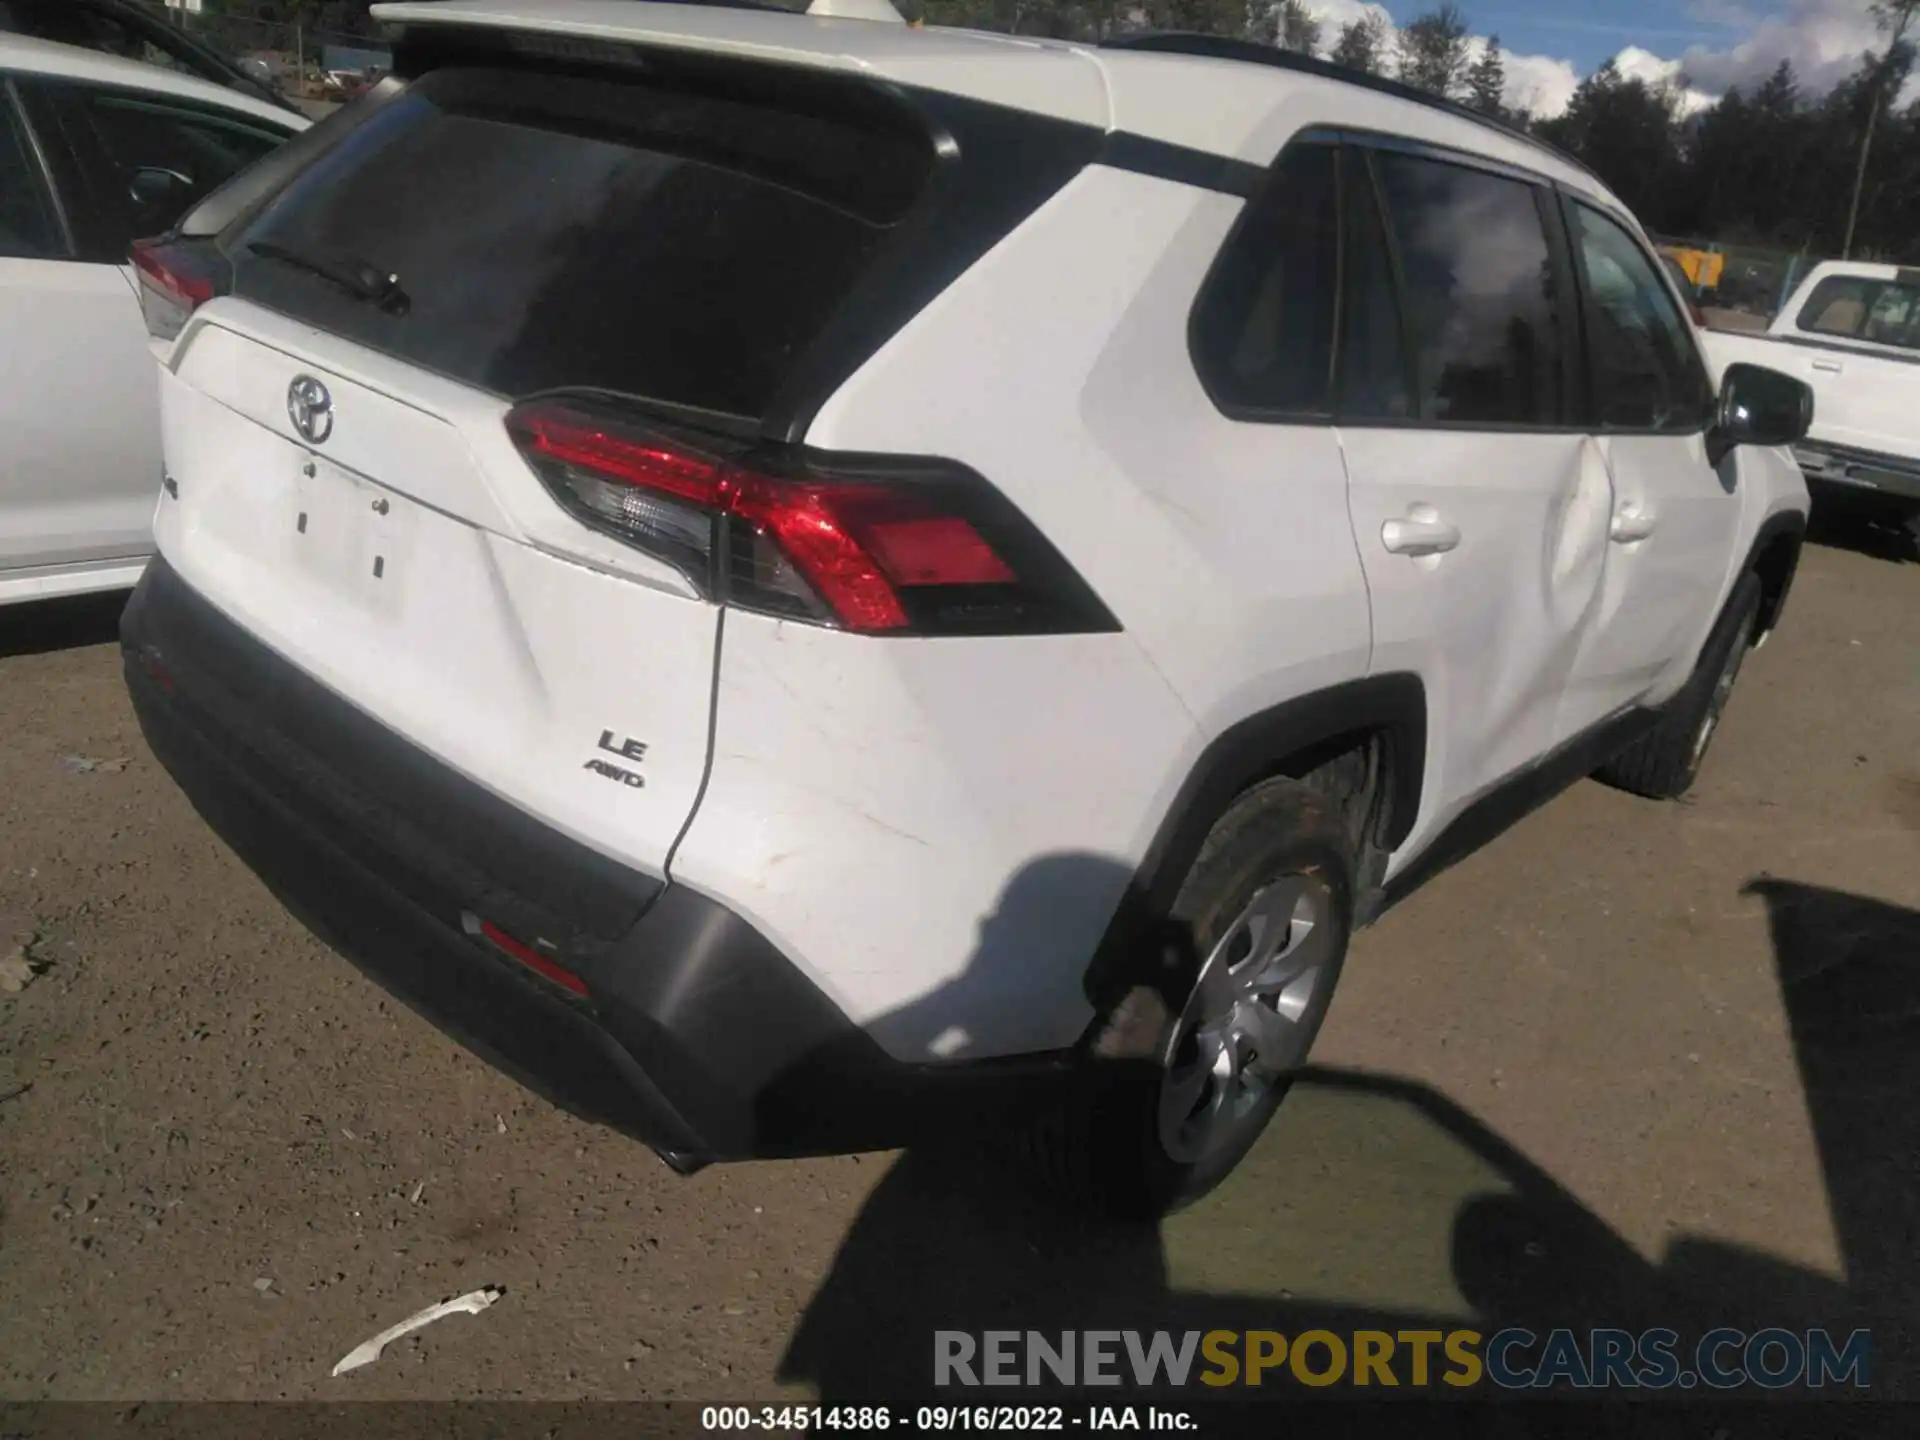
(1079, 673, 1426, 1024)
(1139, 674, 1427, 914)
(1743, 508, 1807, 639)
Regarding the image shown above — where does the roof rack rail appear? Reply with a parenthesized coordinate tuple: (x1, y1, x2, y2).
(1098, 31, 1599, 186)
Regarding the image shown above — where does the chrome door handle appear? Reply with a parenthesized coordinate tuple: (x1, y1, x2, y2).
(1380, 514, 1461, 557)
(1811, 358, 1843, 373)
(1610, 505, 1657, 543)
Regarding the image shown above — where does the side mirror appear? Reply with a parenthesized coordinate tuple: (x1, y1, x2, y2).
(1710, 362, 1813, 465)
(129, 166, 194, 211)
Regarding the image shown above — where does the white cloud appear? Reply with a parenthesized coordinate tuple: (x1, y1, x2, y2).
(1288, 0, 1917, 120)
(1295, 0, 1585, 116)
(1500, 49, 1582, 117)
(1613, 45, 1716, 114)
(1677, 0, 1883, 94)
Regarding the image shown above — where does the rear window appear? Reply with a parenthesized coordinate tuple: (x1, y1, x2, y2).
(1796, 274, 1920, 353)
(228, 65, 936, 420)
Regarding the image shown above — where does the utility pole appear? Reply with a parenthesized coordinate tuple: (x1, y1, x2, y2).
(1843, 0, 1917, 259)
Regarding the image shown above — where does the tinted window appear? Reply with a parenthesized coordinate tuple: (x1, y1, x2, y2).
(1569, 203, 1713, 430)
(1372, 150, 1566, 426)
(0, 97, 60, 259)
(1796, 274, 1920, 353)
(1336, 150, 1413, 420)
(56, 84, 285, 255)
(230, 66, 936, 420)
(1190, 141, 1338, 415)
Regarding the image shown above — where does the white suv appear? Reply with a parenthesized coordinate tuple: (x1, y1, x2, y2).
(120, 2, 1813, 1216)
(0, 33, 301, 604)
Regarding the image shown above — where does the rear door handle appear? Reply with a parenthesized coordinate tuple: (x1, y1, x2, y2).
(1811, 358, 1844, 373)
(1380, 513, 1461, 557)
(1610, 504, 1657, 543)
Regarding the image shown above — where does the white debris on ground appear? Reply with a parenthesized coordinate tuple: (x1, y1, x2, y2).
(58, 755, 128, 774)
(330, 1286, 505, 1377)
(0, 952, 35, 993)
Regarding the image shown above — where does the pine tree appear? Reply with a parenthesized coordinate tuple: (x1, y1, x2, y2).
(1397, 4, 1472, 98)
(1465, 34, 1507, 116)
(1329, 13, 1386, 75)
(1271, 0, 1322, 55)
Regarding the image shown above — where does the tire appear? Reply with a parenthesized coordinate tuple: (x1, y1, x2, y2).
(1595, 572, 1762, 800)
(1031, 777, 1356, 1220)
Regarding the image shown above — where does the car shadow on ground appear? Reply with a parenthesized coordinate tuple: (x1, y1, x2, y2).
(775, 856, 1919, 1402)
(1805, 481, 1919, 564)
(0, 590, 130, 660)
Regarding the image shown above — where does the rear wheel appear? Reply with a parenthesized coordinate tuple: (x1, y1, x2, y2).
(1596, 572, 1762, 800)
(1034, 777, 1355, 1219)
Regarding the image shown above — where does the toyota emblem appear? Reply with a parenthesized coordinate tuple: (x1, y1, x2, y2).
(287, 374, 334, 445)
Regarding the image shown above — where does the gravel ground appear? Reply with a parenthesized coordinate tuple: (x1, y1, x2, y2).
(1, 495, 1916, 1402)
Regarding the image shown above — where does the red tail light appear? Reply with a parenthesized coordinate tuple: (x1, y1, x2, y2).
(464, 913, 590, 998)
(130, 236, 227, 341)
(506, 399, 1114, 637)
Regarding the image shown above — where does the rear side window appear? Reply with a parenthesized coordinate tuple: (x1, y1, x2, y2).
(1567, 203, 1713, 431)
(0, 95, 61, 259)
(1796, 273, 1920, 353)
(229, 66, 937, 421)
(61, 87, 285, 251)
(1371, 150, 1566, 427)
(1189, 141, 1339, 417)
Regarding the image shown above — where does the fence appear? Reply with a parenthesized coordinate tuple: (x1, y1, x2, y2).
(127, 3, 392, 92)
(1651, 236, 1821, 325)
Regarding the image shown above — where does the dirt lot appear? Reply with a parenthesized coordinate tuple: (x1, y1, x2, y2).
(2, 497, 1916, 1402)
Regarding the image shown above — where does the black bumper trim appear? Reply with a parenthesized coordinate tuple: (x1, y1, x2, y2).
(122, 559, 1064, 1162)
(1794, 437, 1920, 499)
(119, 560, 662, 956)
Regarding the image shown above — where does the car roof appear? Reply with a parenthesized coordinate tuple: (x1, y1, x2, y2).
(0, 32, 307, 130)
(374, 1, 1613, 204)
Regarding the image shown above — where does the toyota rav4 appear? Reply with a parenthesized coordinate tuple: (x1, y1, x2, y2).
(121, 1, 1813, 1217)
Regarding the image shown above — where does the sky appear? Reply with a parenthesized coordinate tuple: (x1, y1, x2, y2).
(1312, 0, 1914, 119)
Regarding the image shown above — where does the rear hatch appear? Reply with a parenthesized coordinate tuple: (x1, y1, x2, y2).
(149, 44, 949, 895)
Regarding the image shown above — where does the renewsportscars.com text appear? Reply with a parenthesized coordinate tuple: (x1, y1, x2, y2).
(933, 1327, 1871, 1391)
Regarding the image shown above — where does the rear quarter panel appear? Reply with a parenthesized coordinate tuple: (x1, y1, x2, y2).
(672, 163, 1373, 1063)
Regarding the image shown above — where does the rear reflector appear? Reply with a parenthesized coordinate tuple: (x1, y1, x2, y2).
(465, 913, 590, 998)
(506, 398, 1114, 637)
(135, 646, 177, 694)
(130, 236, 228, 342)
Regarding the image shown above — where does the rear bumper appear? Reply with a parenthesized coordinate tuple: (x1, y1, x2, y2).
(1794, 439, 1920, 502)
(121, 558, 1064, 1166)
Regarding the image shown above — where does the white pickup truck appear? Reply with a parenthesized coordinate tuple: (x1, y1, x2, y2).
(1706, 260, 1920, 521)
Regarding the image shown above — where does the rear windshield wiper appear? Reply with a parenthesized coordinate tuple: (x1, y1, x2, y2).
(245, 239, 409, 315)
